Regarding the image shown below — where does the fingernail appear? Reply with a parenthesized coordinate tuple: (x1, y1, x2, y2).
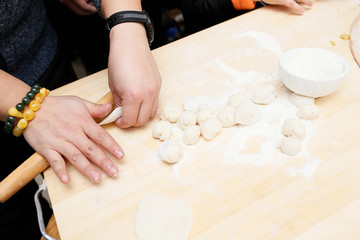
(107, 164, 119, 177)
(91, 170, 102, 183)
(114, 149, 124, 159)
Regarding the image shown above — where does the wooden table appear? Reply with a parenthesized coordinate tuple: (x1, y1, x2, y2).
(45, 1, 360, 239)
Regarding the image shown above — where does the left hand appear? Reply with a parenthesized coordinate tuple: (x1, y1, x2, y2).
(59, 0, 97, 15)
(107, 22, 162, 128)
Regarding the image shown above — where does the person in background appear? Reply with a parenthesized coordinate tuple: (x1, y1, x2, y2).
(142, 0, 313, 47)
(0, 0, 161, 239)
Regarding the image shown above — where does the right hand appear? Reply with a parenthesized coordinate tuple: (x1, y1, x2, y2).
(259, 0, 313, 14)
(23, 95, 124, 184)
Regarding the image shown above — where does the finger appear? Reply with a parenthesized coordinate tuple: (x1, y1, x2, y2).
(115, 99, 141, 128)
(84, 101, 113, 120)
(133, 102, 152, 127)
(151, 91, 160, 119)
(62, 0, 96, 15)
(61, 141, 103, 183)
(298, 0, 313, 7)
(42, 149, 70, 183)
(81, 124, 124, 174)
(285, 0, 305, 14)
(87, 125, 124, 160)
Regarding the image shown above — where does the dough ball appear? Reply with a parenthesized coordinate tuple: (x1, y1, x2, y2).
(234, 100, 261, 126)
(280, 137, 301, 156)
(196, 105, 216, 125)
(250, 84, 277, 105)
(160, 102, 182, 123)
(216, 105, 236, 128)
(177, 110, 197, 130)
(228, 92, 245, 106)
(282, 118, 306, 140)
(200, 118, 222, 141)
(158, 140, 183, 164)
(152, 120, 172, 141)
(297, 104, 319, 120)
(183, 125, 200, 145)
(289, 93, 315, 107)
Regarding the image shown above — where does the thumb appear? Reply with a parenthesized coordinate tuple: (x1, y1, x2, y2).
(84, 101, 113, 119)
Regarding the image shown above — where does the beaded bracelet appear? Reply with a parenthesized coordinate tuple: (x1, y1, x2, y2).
(4, 83, 50, 137)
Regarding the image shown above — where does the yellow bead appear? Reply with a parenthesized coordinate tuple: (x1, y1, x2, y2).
(29, 100, 40, 111)
(12, 126, 23, 137)
(23, 109, 35, 121)
(17, 119, 28, 130)
(8, 107, 23, 118)
(40, 88, 50, 96)
(35, 92, 45, 103)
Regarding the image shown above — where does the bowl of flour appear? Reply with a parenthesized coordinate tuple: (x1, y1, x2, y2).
(279, 48, 349, 98)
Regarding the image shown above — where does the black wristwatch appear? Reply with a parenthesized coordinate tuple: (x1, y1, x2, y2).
(105, 10, 154, 45)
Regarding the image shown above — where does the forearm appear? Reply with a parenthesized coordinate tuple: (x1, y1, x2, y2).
(0, 70, 31, 122)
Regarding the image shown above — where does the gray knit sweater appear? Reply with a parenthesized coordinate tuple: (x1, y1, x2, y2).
(0, 0, 102, 85)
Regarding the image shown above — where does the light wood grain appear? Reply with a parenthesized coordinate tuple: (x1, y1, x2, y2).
(44, 1, 360, 239)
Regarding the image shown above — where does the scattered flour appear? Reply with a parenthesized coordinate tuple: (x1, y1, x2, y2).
(145, 31, 322, 196)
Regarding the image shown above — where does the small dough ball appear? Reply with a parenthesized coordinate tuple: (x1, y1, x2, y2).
(289, 93, 315, 107)
(250, 84, 277, 105)
(280, 137, 301, 156)
(228, 92, 245, 106)
(158, 140, 183, 164)
(234, 100, 261, 126)
(297, 104, 319, 120)
(160, 102, 182, 123)
(177, 110, 197, 130)
(282, 118, 306, 140)
(216, 105, 236, 128)
(152, 120, 172, 141)
(183, 125, 200, 145)
(196, 105, 216, 125)
(200, 118, 222, 141)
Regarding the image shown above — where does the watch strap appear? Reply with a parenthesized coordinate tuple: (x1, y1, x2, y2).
(105, 11, 154, 45)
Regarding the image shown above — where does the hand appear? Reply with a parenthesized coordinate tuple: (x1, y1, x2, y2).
(259, 0, 313, 14)
(107, 22, 162, 128)
(23, 95, 124, 184)
(59, 0, 97, 15)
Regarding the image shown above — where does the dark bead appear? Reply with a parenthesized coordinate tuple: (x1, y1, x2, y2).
(26, 91, 35, 99)
(22, 96, 31, 105)
(7, 116, 16, 123)
(16, 103, 25, 111)
(30, 87, 40, 94)
(32, 83, 41, 89)
(4, 121, 14, 133)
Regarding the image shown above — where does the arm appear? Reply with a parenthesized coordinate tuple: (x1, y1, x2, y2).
(99, 0, 162, 128)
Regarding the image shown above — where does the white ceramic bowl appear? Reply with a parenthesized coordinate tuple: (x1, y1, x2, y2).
(279, 48, 349, 98)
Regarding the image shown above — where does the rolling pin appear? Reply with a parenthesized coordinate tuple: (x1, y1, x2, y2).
(0, 91, 117, 203)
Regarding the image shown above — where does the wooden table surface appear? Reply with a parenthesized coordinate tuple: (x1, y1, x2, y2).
(44, 1, 360, 239)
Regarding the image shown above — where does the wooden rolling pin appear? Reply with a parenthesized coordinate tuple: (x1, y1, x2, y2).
(0, 91, 114, 203)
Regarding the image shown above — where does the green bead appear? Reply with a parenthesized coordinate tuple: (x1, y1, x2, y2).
(32, 83, 41, 89)
(16, 103, 25, 111)
(4, 121, 14, 133)
(26, 91, 35, 99)
(22, 96, 31, 105)
(30, 87, 40, 94)
(7, 116, 16, 123)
